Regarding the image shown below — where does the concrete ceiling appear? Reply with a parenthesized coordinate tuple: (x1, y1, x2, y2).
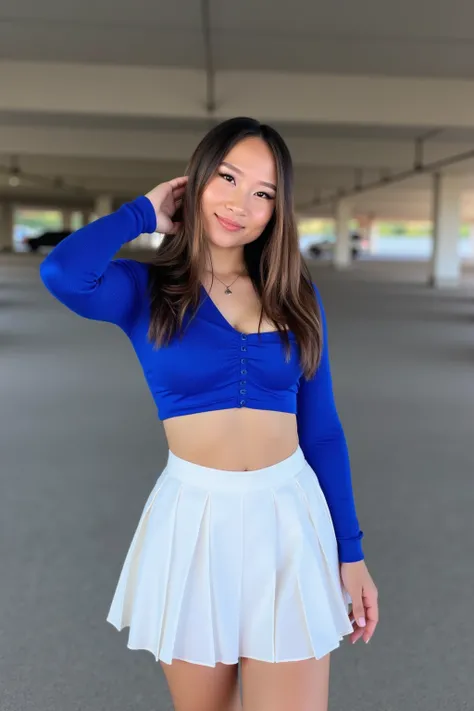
(2, 0, 474, 219)
(2, 0, 474, 79)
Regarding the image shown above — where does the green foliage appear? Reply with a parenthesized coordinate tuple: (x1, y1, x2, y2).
(298, 217, 359, 237)
(298, 218, 332, 236)
(16, 209, 63, 231)
(377, 221, 470, 238)
(15, 208, 83, 232)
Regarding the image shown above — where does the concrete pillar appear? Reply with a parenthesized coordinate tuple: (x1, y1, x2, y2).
(357, 214, 375, 254)
(61, 208, 74, 231)
(94, 195, 113, 219)
(333, 199, 353, 269)
(429, 174, 462, 288)
(0, 202, 14, 253)
(468, 223, 474, 261)
(83, 210, 95, 225)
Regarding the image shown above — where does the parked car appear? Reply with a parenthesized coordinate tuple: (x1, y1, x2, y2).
(13, 225, 39, 253)
(304, 232, 363, 260)
(24, 230, 71, 252)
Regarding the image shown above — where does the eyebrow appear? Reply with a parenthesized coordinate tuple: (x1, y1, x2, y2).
(221, 161, 277, 192)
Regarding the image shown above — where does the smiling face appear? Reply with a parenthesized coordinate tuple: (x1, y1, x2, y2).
(200, 137, 277, 249)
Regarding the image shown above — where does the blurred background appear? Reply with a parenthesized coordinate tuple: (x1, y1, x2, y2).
(1, 2, 473, 710)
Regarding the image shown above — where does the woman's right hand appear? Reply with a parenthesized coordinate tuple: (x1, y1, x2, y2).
(145, 176, 188, 234)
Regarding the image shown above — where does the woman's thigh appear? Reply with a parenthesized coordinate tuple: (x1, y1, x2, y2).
(240, 655, 331, 711)
(160, 660, 242, 711)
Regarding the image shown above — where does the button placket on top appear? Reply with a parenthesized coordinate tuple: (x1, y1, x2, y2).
(239, 332, 248, 406)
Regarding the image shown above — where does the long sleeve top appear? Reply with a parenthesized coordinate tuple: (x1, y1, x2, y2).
(39, 195, 364, 563)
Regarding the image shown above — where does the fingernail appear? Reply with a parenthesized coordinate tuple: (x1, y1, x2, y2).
(358, 617, 366, 627)
(365, 638, 370, 644)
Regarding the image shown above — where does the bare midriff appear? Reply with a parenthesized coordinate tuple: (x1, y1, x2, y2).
(163, 408, 299, 471)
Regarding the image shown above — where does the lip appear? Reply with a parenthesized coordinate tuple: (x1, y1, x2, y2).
(215, 214, 243, 232)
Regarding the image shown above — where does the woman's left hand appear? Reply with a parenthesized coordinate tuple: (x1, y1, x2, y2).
(340, 560, 379, 645)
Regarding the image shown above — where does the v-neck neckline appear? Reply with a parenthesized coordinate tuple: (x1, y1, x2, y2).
(199, 284, 290, 338)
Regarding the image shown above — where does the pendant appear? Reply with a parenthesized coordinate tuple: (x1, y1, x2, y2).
(224, 287, 232, 295)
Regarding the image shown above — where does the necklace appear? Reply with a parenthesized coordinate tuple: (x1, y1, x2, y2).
(211, 271, 245, 295)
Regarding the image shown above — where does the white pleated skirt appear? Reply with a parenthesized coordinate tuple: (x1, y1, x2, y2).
(106, 446, 354, 667)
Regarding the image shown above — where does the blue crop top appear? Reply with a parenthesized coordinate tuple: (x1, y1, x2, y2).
(39, 196, 364, 563)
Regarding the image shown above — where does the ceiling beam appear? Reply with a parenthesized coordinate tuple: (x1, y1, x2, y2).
(301, 141, 474, 210)
(5, 60, 474, 128)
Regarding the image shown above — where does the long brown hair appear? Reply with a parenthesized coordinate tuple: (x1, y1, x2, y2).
(147, 117, 322, 378)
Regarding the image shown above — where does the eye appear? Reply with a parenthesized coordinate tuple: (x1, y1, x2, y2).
(255, 191, 274, 200)
(219, 172, 235, 184)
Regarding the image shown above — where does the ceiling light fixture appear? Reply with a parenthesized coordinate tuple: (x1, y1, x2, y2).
(8, 156, 21, 187)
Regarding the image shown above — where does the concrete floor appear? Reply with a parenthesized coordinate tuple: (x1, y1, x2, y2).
(1, 254, 473, 711)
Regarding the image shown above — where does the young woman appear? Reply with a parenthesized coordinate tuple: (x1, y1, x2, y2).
(40, 117, 378, 711)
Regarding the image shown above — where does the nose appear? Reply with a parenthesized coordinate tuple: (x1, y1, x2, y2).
(225, 197, 246, 216)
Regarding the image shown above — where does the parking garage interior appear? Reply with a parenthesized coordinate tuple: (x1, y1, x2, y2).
(1, 2, 474, 710)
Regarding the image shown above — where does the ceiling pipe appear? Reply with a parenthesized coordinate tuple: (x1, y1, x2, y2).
(201, 0, 216, 116)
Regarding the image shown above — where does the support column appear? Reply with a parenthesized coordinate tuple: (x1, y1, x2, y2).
(357, 214, 375, 254)
(0, 202, 14, 253)
(94, 194, 113, 219)
(333, 199, 353, 270)
(468, 222, 474, 261)
(61, 208, 74, 231)
(77, 211, 87, 228)
(429, 174, 462, 288)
